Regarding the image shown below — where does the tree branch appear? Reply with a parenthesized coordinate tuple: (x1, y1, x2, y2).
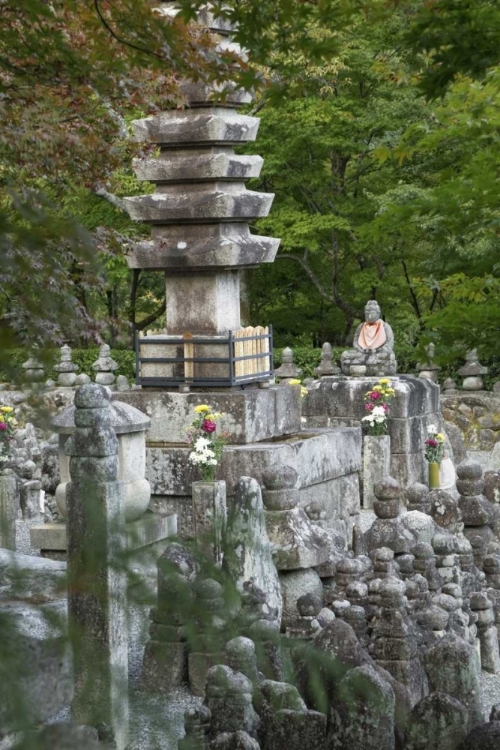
(136, 300, 167, 331)
(92, 185, 126, 213)
(401, 259, 422, 320)
(277, 253, 335, 303)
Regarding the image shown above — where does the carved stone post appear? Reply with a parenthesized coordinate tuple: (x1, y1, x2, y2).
(65, 384, 128, 749)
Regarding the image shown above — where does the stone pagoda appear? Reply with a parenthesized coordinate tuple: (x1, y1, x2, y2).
(117, 2, 361, 543)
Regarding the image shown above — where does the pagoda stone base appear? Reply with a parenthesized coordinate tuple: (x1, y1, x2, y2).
(113, 385, 301, 445)
(149, 431, 361, 542)
(112, 389, 362, 544)
(303, 375, 443, 493)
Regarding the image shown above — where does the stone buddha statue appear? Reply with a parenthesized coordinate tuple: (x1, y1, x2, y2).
(341, 300, 397, 376)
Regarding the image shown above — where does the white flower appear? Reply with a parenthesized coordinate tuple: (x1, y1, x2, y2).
(208, 458, 217, 466)
(427, 424, 436, 434)
(372, 406, 386, 417)
(195, 437, 210, 450)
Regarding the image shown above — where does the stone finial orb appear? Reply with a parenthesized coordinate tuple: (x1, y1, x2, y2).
(261, 465, 298, 490)
(373, 476, 400, 501)
(297, 593, 322, 617)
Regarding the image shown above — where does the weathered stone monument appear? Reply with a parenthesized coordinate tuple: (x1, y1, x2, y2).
(65, 384, 129, 748)
(116, 1, 361, 544)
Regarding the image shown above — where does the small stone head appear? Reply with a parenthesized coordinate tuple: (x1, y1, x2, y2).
(364, 300, 381, 323)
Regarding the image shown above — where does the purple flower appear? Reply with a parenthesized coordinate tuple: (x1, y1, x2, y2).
(426, 438, 438, 448)
(0, 423, 7, 432)
(370, 392, 381, 401)
(201, 419, 216, 434)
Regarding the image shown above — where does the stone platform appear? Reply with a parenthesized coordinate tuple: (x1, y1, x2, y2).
(113, 388, 362, 543)
(30, 511, 177, 560)
(303, 375, 443, 491)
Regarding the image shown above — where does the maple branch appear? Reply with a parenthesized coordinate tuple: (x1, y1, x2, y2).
(92, 185, 126, 213)
(93, 0, 167, 61)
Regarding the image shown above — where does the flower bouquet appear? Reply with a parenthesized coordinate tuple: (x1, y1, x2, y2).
(187, 405, 229, 482)
(424, 425, 445, 489)
(361, 378, 396, 435)
(424, 425, 445, 463)
(0, 406, 17, 469)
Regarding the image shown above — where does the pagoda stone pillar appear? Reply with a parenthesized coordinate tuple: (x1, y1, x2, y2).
(118, 2, 362, 544)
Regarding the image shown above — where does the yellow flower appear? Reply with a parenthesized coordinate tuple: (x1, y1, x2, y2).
(436, 433, 445, 442)
(194, 404, 211, 414)
(300, 386, 308, 398)
(0, 415, 4, 423)
(288, 378, 302, 386)
(0, 406, 13, 413)
(372, 385, 383, 392)
(378, 378, 391, 385)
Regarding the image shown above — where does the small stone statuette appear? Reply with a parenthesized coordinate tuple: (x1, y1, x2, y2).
(442, 377, 458, 393)
(418, 342, 440, 383)
(274, 347, 302, 381)
(22, 353, 45, 383)
(341, 300, 397, 376)
(458, 349, 488, 391)
(54, 344, 79, 387)
(92, 344, 118, 386)
(314, 342, 340, 377)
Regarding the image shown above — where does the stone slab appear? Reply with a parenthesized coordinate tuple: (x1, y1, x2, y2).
(131, 109, 261, 146)
(297, 472, 361, 522)
(29, 512, 177, 554)
(113, 386, 301, 446)
(125, 187, 274, 224)
(303, 374, 440, 420)
(133, 151, 263, 183)
(146, 428, 362, 496)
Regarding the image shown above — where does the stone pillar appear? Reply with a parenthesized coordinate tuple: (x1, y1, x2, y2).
(424, 634, 483, 730)
(65, 384, 128, 749)
(92, 344, 118, 387)
(0, 469, 17, 549)
(363, 435, 391, 510)
(191, 480, 227, 565)
(54, 345, 79, 387)
(458, 349, 488, 391)
(470, 592, 500, 674)
(314, 342, 340, 377)
(274, 347, 302, 381)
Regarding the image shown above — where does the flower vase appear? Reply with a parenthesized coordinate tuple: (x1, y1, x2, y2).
(191, 480, 227, 565)
(428, 462, 440, 489)
(363, 434, 391, 510)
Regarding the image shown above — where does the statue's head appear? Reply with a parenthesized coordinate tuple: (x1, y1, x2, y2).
(364, 300, 381, 323)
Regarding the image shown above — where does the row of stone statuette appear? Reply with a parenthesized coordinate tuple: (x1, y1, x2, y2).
(278, 341, 500, 393)
(18, 344, 131, 391)
(141, 459, 500, 750)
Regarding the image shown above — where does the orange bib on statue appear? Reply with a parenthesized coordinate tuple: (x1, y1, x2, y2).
(358, 320, 387, 350)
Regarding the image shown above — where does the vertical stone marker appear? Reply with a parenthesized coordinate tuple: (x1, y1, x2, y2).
(65, 384, 128, 749)
(0, 468, 17, 549)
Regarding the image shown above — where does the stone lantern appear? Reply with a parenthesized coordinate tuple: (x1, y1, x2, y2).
(52, 400, 151, 522)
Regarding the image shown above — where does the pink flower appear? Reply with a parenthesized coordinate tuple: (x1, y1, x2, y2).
(426, 438, 438, 447)
(364, 403, 374, 412)
(370, 391, 381, 401)
(0, 423, 7, 431)
(201, 419, 216, 434)
(382, 403, 390, 413)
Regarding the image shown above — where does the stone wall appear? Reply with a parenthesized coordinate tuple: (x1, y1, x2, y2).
(441, 391, 500, 471)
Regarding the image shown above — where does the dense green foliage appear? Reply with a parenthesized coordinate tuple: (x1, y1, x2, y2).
(1, 1, 500, 371)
